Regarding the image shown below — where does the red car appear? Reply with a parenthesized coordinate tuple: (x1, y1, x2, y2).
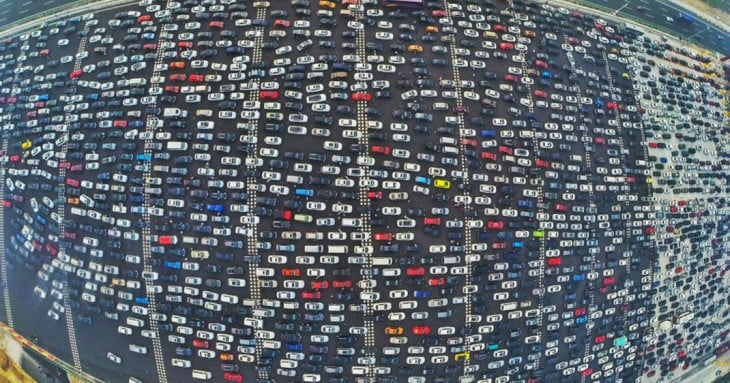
(547, 258, 562, 266)
(311, 280, 329, 289)
(260, 90, 279, 99)
(574, 307, 587, 316)
(274, 19, 290, 28)
(594, 335, 606, 344)
(481, 152, 497, 161)
(428, 277, 445, 286)
(333, 280, 352, 288)
(423, 217, 441, 226)
(603, 277, 615, 285)
(412, 326, 431, 335)
(70, 69, 83, 79)
(491, 242, 507, 249)
(373, 233, 393, 241)
(406, 267, 425, 277)
(1, 200, 11, 208)
(432, 10, 447, 17)
(209, 21, 224, 28)
(534, 60, 548, 69)
(159, 236, 175, 245)
(499, 42, 514, 50)
(113, 120, 127, 128)
(554, 203, 568, 212)
(190, 74, 205, 82)
(178, 41, 193, 49)
(164, 85, 180, 93)
(65, 178, 79, 187)
(371, 145, 391, 155)
(282, 268, 300, 277)
(143, 43, 157, 51)
(367, 191, 382, 199)
(192, 339, 209, 348)
(533, 90, 548, 98)
(498, 145, 513, 155)
(302, 291, 321, 299)
(223, 372, 243, 382)
(352, 92, 371, 101)
(535, 159, 549, 168)
(137, 15, 151, 23)
(169, 73, 186, 81)
(460, 139, 477, 147)
(487, 221, 504, 229)
(503, 74, 518, 83)
(594, 137, 605, 145)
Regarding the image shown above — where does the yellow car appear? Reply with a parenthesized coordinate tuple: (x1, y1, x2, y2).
(434, 179, 451, 189)
(21, 139, 32, 150)
(426, 26, 439, 33)
(385, 326, 404, 335)
(319, 0, 335, 8)
(533, 230, 544, 238)
(407, 44, 424, 53)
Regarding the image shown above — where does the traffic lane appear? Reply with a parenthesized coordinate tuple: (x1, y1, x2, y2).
(585, 0, 729, 54)
(4, 254, 74, 366)
(0, 0, 77, 25)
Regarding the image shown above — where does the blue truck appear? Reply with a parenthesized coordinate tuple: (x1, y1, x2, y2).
(677, 12, 695, 23)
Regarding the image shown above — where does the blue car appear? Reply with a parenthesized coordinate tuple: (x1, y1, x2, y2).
(415, 176, 431, 185)
(285, 343, 302, 351)
(295, 188, 314, 197)
(206, 204, 224, 212)
(481, 129, 496, 138)
(414, 290, 430, 299)
(517, 200, 533, 208)
(512, 241, 524, 248)
(136, 153, 151, 161)
(576, 315, 588, 324)
(164, 261, 181, 269)
(572, 274, 585, 282)
(134, 297, 149, 305)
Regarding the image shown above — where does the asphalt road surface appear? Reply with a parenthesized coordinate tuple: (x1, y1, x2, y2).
(583, 0, 730, 55)
(0, 0, 725, 383)
(0, 0, 81, 26)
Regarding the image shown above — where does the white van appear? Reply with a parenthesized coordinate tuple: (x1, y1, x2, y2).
(327, 245, 348, 254)
(500, 302, 518, 311)
(192, 370, 212, 380)
(167, 141, 188, 151)
(304, 245, 324, 253)
(372, 257, 393, 266)
(126, 317, 144, 328)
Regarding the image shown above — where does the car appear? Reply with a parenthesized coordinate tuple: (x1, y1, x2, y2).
(385, 326, 404, 335)
(302, 291, 321, 299)
(352, 92, 371, 101)
(412, 326, 431, 335)
(224, 373, 243, 382)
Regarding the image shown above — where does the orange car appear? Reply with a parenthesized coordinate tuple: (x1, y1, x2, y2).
(385, 326, 404, 335)
(170, 61, 185, 69)
(407, 44, 424, 53)
(319, 0, 336, 9)
(220, 353, 234, 361)
(67, 197, 80, 205)
(282, 268, 300, 277)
